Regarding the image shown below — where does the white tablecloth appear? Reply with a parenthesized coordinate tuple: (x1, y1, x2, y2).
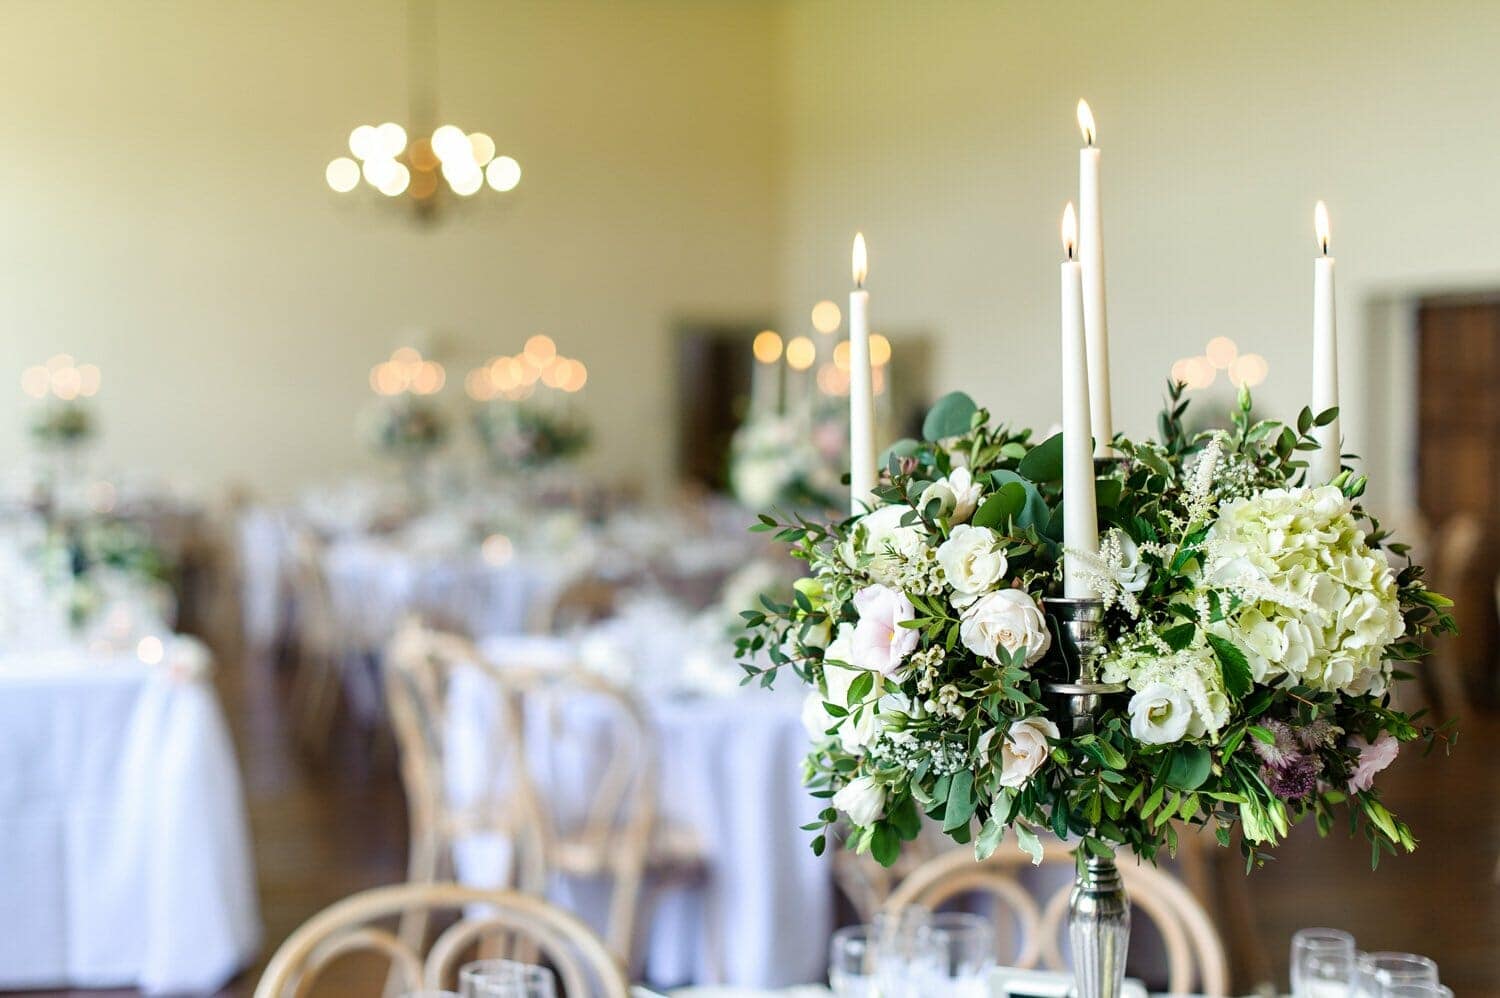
(0, 651, 260, 993)
(447, 654, 831, 989)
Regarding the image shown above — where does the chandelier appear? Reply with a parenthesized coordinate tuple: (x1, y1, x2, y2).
(323, 0, 521, 214)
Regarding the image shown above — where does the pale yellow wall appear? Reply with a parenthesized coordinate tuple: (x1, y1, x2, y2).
(0, 0, 781, 497)
(775, 1, 1500, 507)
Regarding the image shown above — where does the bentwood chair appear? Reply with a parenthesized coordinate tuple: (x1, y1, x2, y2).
(253, 881, 629, 998)
(885, 844, 1229, 998)
(385, 621, 705, 968)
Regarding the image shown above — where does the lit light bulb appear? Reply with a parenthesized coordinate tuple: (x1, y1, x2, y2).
(870, 333, 892, 367)
(20, 366, 49, 399)
(786, 336, 816, 371)
(1183, 356, 1216, 390)
(523, 334, 557, 366)
(326, 157, 361, 193)
(752, 330, 783, 364)
(77, 364, 101, 397)
(431, 125, 470, 163)
(1205, 336, 1238, 370)
(810, 300, 842, 334)
(833, 340, 851, 372)
(468, 132, 496, 165)
(375, 121, 407, 158)
(349, 124, 379, 160)
(363, 157, 398, 188)
(378, 162, 411, 197)
(486, 156, 521, 192)
(1229, 352, 1270, 388)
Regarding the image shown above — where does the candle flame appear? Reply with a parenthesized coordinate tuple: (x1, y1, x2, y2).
(1062, 202, 1078, 259)
(852, 232, 868, 287)
(1314, 200, 1331, 255)
(1076, 99, 1096, 146)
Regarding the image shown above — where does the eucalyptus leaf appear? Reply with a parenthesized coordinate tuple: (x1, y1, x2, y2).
(1017, 432, 1065, 482)
(1164, 744, 1212, 791)
(922, 391, 978, 441)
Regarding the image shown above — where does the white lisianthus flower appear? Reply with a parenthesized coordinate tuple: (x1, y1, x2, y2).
(832, 775, 886, 827)
(823, 623, 856, 669)
(944, 467, 984, 523)
(1107, 528, 1151, 593)
(959, 589, 1050, 665)
(852, 584, 921, 677)
(801, 691, 831, 741)
(1128, 682, 1194, 744)
(998, 716, 1059, 788)
(919, 480, 957, 520)
(936, 524, 1009, 598)
(845, 505, 927, 586)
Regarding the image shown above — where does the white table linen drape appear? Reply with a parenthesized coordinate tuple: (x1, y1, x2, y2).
(0, 652, 260, 994)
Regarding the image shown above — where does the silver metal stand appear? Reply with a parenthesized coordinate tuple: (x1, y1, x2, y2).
(1043, 597, 1130, 998)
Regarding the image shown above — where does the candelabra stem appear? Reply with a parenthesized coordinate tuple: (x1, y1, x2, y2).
(1069, 856, 1131, 998)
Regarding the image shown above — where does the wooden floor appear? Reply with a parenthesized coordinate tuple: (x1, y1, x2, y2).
(20, 651, 1500, 996)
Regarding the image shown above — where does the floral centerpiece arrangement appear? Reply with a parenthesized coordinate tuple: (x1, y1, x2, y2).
(362, 394, 450, 463)
(38, 517, 172, 629)
(30, 400, 95, 450)
(729, 409, 843, 511)
(474, 399, 590, 472)
(738, 383, 1454, 873)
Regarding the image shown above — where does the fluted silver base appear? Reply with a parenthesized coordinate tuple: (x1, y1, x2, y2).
(1069, 857, 1131, 998)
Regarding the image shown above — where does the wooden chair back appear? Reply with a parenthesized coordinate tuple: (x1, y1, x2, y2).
(885, 845, 1229, 998)
(384, 622, 657, 958)
(253, 881, 629, 998)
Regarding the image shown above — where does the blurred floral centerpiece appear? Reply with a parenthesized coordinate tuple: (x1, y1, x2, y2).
(38, 517, 173, 630)
(728, 410, 842, 511)
(739, 385, 1455, 871)
(466, 335, 591, 472)
(363, 346, 450, 464)
(22, 354, 102, 451)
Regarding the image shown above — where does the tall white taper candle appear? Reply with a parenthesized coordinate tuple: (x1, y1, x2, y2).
(1061, 203, 1100, 598)
(1310, 200, 1341, 484)
(849, 233, 877, 514)
(1077, 99, 1113, 457)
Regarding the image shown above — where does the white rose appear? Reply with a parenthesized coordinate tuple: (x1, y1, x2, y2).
(998, 716, 1059, 789)
(1129, 682, 1194, 745)
(832, 775, 886, 827)
(851, 584, 921, 677)
(959, 589, 1051, 664)
(936, 525, 1009, 597)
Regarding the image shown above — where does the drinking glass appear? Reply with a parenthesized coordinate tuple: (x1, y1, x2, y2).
(829, 925, 880, 998)
(1356, 952, 1439, 996)
(1376, 986, 1448, 998)
(1291, 928, 1356, 997)
(460, 959, 558, 998)
(918, 912, 996, 997)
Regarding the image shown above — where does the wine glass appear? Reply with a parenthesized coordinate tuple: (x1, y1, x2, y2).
(829, 925, 879, 998)
(459, 959, 558, 998)
(1291, 927, 1356, 997)
(917, 912, 996, 996)
(1356, 952, 1439, 996)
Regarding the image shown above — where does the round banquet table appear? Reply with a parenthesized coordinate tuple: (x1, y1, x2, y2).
(0, 648, 260, 993)
(446, 650, 832, 989)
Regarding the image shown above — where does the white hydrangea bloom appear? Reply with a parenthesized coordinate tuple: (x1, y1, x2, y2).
(1202, 485, 1404, 696)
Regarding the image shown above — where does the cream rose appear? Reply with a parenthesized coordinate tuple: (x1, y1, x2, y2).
(998, 716, 1059, 788)
(832, 775, 886, 827)
(959, 589, 1050, 664)
(936, 524, 1008, 598)
(1128, 682, 1194, 745)
(845, 505, 927, 585)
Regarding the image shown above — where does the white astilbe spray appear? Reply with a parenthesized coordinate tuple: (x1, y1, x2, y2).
(1067, 530, 1143, 617)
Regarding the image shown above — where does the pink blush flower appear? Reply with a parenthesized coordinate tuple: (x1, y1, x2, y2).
(1347, 732, 1399, 792)
(851, 584, 920, 677)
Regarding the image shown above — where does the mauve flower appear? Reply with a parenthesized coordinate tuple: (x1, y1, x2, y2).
(1265, 756, 1320, 802)
(1347, 732, 1399, 792)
